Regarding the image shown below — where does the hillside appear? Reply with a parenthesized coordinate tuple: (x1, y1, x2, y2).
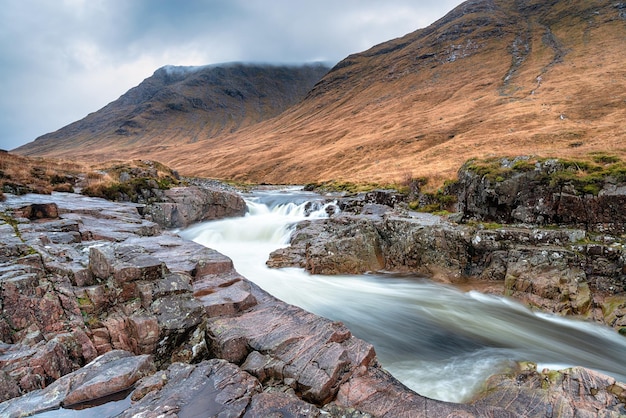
(15, 63, 330, 157)
(15, 0, 626, 186)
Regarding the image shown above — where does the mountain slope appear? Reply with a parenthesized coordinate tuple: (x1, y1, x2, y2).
(15, 63, 330, 157)
(15, 0, 626, 186)
(167, 0, 625, 185)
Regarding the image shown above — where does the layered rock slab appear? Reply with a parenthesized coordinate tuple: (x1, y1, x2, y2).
(268, 211, 626, 330)
(1, 191, 625, 417)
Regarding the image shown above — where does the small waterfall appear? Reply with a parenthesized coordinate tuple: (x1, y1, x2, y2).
(179, 188, 626, 403)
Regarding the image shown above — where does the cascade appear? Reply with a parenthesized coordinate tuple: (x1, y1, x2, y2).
(179, 188, 626, 403)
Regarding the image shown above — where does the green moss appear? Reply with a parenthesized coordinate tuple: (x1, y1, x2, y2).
(590, 152, 622, 165)
(412, 188, 458, 213)
(541, 369, 563, 389)
(511, 159, 536, 172)
(431, 210, 452, 216)
(464, 158, 511, 181)
(307, 180, 389, 194)
(619, 328, 626, 337)
(467, 221, 504, 229)
(581, 183, 601, 196)
(465, 155, 626, 197)
(0, 211, 21, 239)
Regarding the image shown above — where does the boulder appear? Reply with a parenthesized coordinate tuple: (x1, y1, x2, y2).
(0, 192, 232, 400)
(205, 287, 376, 405)
(268, 215, 384, 274)
(456, 158, 626, 234)
(0, 350, 154, 417)
(142, 185, 246, 228)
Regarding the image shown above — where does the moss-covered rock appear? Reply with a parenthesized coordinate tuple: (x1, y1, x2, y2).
(457, 155, 626, 233)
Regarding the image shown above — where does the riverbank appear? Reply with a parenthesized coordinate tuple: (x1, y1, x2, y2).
(272, 158, 626, 335)
(1, 187, 625, 416)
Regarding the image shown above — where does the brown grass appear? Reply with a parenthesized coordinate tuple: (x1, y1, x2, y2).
(12, 0, 626, 190)
(0, 151, 87, 195)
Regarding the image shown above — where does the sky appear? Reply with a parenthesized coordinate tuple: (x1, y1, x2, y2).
(0, 0, 465, 151)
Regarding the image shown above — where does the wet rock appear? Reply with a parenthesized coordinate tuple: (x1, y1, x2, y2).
(13, 203, 59, 220)
(194, 272, 258, 317)
(120, 359, 260, 418)
(333, 364, 507, 417)
(2, 189, 626, 417)
(123, 233, 234, 276)
(337, 189, 406, 214)
(206, 289, 376, 405)
(456, 159, 626, 234)
(0, 222, 30, 262)
(142, 185, 246, 228)
(472, 365, 626, 417)
(89, 243, 165, 284)
(62, 350, 155, 406)
(244, 392, 321, 417)
(0, 350, 154, 417)
(268, 208, 626, 326)
(0, 192, 237, 401)
(268, 215, 384, 274)
(0, 370, 21, 402)
(502, 247, 592, 315)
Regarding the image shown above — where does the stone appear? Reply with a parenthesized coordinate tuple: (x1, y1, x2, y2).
(194, 273, 258, 317)
(142, 186, 246, 228)
(14, 203, 59, 220)
(456, 159, 626, 234)
(89, 243, 166, 284)
(0, 371, 21, 402)
(62, 351, 155, 406)
(0, 350, 154, 417)
(244, 392, 321, 417)
(119, 359, 260, 418)
(123, 233, 234, 276)
(2, 187, 626, 417)
(206, 294, 376, 405)
(333, 364, 503, 417)
(472, 365, 626, 417)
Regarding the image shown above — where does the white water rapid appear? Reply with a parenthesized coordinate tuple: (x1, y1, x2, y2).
(179, 188, 626, 404)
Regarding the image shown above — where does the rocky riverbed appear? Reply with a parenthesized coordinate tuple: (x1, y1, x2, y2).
(1, 185, 625, 417)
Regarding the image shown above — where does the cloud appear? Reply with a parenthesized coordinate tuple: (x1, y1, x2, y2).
(0, 0, 464, 150)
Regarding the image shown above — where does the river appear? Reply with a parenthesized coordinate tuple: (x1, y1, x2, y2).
(178, 187, 626, 403)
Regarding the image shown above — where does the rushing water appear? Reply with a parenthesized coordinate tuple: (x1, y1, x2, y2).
(179, 187, 626, 403)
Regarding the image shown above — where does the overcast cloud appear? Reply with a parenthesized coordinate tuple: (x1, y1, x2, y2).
(0, 0, 464, 150)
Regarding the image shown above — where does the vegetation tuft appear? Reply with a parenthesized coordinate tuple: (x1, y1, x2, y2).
(81, 160, 182, 203)
(0, 151, 83, 196)
(405, 177, 458, 213)
(304, 180, 396, 195)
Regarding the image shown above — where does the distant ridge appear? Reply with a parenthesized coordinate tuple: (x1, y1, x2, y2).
(15, 63, 330, 157)
(15, 0, 626, 186)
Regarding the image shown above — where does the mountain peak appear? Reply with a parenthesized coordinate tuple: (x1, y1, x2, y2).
(14, 0, 626, 186)
(16, 62, 330, 156)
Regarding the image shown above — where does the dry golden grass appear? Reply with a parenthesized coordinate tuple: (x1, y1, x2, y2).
(12, 0, 626, 189)
(0, 152, 88, 197)
(0, 153, 181, 200)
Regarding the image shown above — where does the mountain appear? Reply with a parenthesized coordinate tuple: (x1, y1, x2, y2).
(15, 0, 626, 186)
(15, 63, 330, 157)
